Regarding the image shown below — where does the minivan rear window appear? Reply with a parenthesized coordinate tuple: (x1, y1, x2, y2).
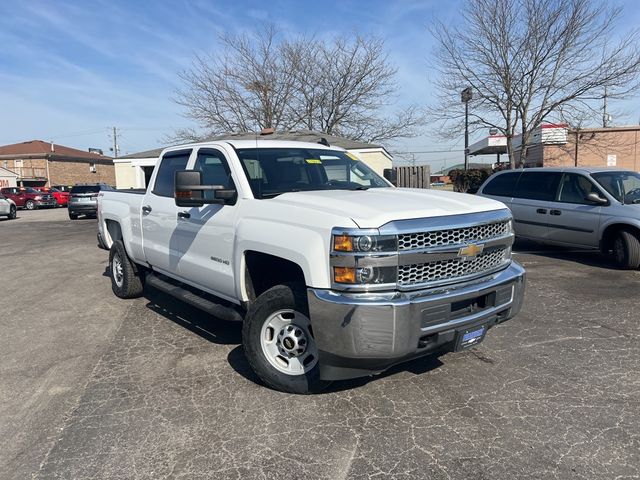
(482, 171, 520, 197)
(514, 172, 562, 201)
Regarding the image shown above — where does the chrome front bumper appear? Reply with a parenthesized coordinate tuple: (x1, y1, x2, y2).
(308, 261, 526, 380)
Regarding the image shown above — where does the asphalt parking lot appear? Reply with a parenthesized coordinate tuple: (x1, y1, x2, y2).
(1, 208, 639, 479)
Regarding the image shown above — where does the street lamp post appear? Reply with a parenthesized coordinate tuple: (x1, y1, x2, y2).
(461, 87, 473, 171)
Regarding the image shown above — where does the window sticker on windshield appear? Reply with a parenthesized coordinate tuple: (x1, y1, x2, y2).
(305, 159, 322, 164)
(345, 152, 358, 160)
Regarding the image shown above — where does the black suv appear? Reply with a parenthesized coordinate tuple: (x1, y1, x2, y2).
(68, 183, 113, 219)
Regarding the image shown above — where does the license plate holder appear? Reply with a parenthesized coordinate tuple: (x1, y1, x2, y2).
(454, 324, 488, 351)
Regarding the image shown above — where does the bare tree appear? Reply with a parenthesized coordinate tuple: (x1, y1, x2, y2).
(430, 0, 640, 168)
(173, 25, 424, 144)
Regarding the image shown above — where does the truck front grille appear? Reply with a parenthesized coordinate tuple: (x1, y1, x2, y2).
(398, 248, 509, 286)
(398, 220, 510, 250)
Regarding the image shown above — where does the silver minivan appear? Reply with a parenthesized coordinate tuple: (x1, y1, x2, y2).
(477, 167, 640, 269)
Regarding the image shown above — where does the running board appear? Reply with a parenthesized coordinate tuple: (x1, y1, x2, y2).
(146, 273, 244, 322)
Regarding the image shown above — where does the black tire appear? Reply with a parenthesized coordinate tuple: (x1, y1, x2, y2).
(25, 200, 35, 210)
(108, 240, 144, 298)
(8, 205, 16, 220)
(69, 212, 79, 220)
(242, 283, 330, 394)
(613, 230, 640, 270)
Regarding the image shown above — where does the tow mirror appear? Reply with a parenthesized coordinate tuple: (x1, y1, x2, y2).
(174, 170, 237, 207)
(585, 192, 608, 205)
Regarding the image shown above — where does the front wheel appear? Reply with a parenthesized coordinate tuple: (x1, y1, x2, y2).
(108, 240, 144, 298)
(242, 283, 330, 394)
(25, 200, 35, 210)
(613, 230, 640, 269)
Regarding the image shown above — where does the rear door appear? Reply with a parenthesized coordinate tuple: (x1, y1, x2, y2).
(510, 171, 562, 241)
(546, 173, 603, 247)
(141, 149, 192, 275)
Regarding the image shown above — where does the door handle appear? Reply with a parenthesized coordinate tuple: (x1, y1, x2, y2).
(178, 211, 191, 219)
(550, 209, 562, 216)
(142, 205, 152, 215)
(536, 208, 547, 214)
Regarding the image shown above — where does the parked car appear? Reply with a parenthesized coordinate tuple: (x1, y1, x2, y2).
(52, 185, 73, 192)
(98, 140, 526, 394)
(0, 193, 17, 219)
(0, 187, 57, 210)
(68, 183, 113, 219)
(477, 167, 640, 269)
(32, 186, 70, 207)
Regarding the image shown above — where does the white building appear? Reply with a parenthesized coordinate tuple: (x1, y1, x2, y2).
(114, 131, 393, 189)
(0, 166, 19, 188)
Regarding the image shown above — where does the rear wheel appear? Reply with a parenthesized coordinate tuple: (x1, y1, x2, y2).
(69, 212, 78, 220)
(108, 240, 144, 298)
(8, 205, 16, 219)
(242, 283, 330, 394)
(25, 200, 35, 210)
(613, 230, 640, 269)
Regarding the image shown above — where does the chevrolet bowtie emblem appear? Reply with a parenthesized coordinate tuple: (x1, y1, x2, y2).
(458, 243, 484, 258)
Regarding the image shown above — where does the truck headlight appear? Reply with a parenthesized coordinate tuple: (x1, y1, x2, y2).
(332, 234, 396, 252)
(333, 266, 397, 285)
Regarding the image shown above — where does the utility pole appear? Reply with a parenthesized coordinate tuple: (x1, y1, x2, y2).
(110, 127, 120, 157)
(461, 87, 473, 170)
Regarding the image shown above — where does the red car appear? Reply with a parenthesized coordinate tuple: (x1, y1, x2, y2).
(0, 187, 57, 210)
(33, 186, 70, 207)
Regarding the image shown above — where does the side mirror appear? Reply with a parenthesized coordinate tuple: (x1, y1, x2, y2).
(585, 192, 608, 205)
(174, 170, 237, 207)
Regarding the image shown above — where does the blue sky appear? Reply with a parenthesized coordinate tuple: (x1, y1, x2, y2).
(1, 0, 639, 169)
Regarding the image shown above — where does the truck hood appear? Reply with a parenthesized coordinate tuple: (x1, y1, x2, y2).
(269, 188, 508, 228)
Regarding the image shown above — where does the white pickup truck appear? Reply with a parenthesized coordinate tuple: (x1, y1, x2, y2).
(98, 139, 525, 393)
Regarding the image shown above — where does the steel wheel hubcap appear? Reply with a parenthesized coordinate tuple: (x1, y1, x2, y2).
(112, 255, 124, 287)
(260, 309, 318, 376)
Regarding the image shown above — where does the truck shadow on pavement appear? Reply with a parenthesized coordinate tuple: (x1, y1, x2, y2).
(141, 281, 445, 393)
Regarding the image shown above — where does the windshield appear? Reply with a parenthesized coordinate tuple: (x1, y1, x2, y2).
(235, 148, 390, 199)
(24, 188, 39, 194)
(592, 171, 640, 204)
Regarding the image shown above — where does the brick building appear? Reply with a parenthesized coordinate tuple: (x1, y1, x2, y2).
(0, 140, 115, 187)
(470, 124, 640, 171)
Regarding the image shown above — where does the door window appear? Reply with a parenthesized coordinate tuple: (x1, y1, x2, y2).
(514, 172, 561, 201)
(152, 150, 191, 197)
(193, 149, 235, 202)
(557, 173, 601, 204)
(482, 171, 520, 197)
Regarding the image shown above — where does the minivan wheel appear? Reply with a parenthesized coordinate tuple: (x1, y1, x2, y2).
(613, 230, 640, 270)
(8, 205, 16, 219)
(242, 283, 330, 394)
(109, 240, 144, 298)
(25, 200, 35, 210)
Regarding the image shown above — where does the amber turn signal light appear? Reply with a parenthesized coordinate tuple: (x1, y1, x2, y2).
(333, 267, 356, 283)
(333, 235, 353, 252)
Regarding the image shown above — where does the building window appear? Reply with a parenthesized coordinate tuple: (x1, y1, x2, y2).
(89, 162, 96, 173)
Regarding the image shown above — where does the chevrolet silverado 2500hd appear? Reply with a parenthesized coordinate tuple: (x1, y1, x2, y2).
(97, 140, 525, 393)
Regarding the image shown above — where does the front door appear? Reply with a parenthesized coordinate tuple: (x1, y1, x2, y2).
(176, 147, 240, 301)
(547, 173, 602, 248)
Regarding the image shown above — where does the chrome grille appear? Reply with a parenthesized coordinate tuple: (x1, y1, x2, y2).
(398, 221, 510, 250)
(398, 248, 508, 286)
